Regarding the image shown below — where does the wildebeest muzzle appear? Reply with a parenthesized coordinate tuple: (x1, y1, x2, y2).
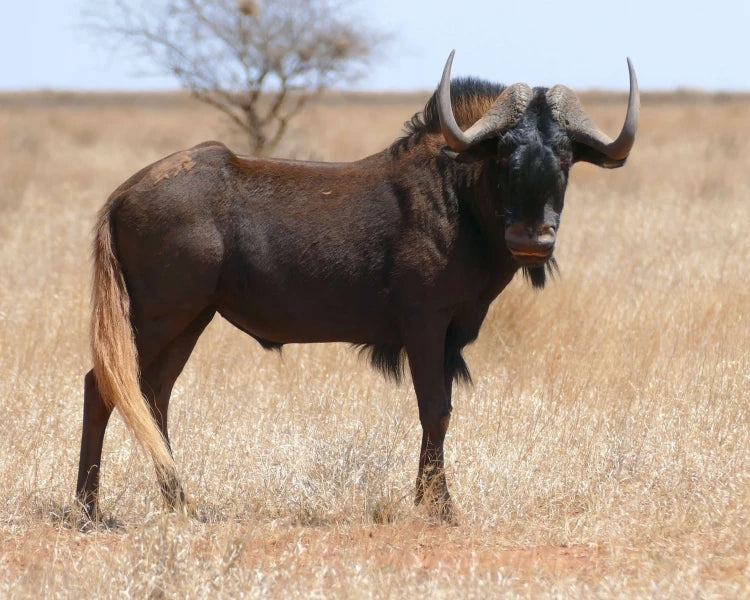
(505, 221, 556, 265)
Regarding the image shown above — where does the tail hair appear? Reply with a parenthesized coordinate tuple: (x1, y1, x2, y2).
(90, 203, 176, 482)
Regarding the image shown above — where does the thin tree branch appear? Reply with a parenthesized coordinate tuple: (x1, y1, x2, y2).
(84, 0, 390, 154)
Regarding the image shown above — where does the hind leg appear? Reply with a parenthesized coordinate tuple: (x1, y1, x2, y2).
(77, 307, 215, 519)
(76, 369, 113, 521)
(136, 308, 216, 511)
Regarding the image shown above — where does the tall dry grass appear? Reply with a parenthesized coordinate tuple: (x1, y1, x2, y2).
(0, 91, 747, 598)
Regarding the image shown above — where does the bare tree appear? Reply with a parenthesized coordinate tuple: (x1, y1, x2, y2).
(86, 0, 387, 154)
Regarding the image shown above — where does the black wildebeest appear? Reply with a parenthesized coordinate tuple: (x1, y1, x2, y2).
(77, 51, 639, 520)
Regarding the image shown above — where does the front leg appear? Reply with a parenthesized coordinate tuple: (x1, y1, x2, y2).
(404, 316, 454, 520)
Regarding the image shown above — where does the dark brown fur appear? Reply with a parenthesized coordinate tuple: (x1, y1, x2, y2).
(77, 78, 626, 521)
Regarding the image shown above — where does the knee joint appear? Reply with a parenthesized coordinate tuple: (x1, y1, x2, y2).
(421, 410, 452, 436)
(438, 413, 451, 436)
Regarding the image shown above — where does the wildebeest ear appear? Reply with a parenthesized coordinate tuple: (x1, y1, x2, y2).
(572, 142, 627, 169)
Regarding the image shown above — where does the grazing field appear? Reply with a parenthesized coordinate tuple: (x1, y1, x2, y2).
(0, 89, 748, 598)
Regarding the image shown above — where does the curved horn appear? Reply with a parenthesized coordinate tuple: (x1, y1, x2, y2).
(438, 50, 532, 152)
(546, 58, 640, 161)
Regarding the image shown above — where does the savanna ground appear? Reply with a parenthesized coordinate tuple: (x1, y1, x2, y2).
(0, 87, 748, 598)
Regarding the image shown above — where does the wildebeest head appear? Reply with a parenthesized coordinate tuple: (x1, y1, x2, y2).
(437, 51, 639, 284)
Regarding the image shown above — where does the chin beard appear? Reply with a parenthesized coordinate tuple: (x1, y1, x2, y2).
(522, 256, 559, 289)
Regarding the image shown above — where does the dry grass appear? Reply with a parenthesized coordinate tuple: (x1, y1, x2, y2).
(0, 90, 748, 598)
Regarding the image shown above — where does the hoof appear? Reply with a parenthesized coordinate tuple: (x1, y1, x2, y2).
(428, 496, 458, 524)
(415, 487, 457, 524)
(75, 509, 123, 532)
(164, 491, 199, 520)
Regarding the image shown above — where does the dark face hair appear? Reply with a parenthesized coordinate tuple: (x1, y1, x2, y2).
(491, 96, 574, 287)
(497, 105, 571, 231)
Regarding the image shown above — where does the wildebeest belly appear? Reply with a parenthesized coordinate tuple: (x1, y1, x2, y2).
(214, 245, 399, 346)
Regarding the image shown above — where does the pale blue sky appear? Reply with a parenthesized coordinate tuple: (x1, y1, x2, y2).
(2, 1, 749, 92)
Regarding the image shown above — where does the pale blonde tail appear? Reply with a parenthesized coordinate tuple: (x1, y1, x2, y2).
(90, 208, 176, 483)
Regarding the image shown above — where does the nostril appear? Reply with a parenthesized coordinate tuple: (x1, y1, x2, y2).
(535, 227, 556, 252)
(539, 224, 556, 236)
